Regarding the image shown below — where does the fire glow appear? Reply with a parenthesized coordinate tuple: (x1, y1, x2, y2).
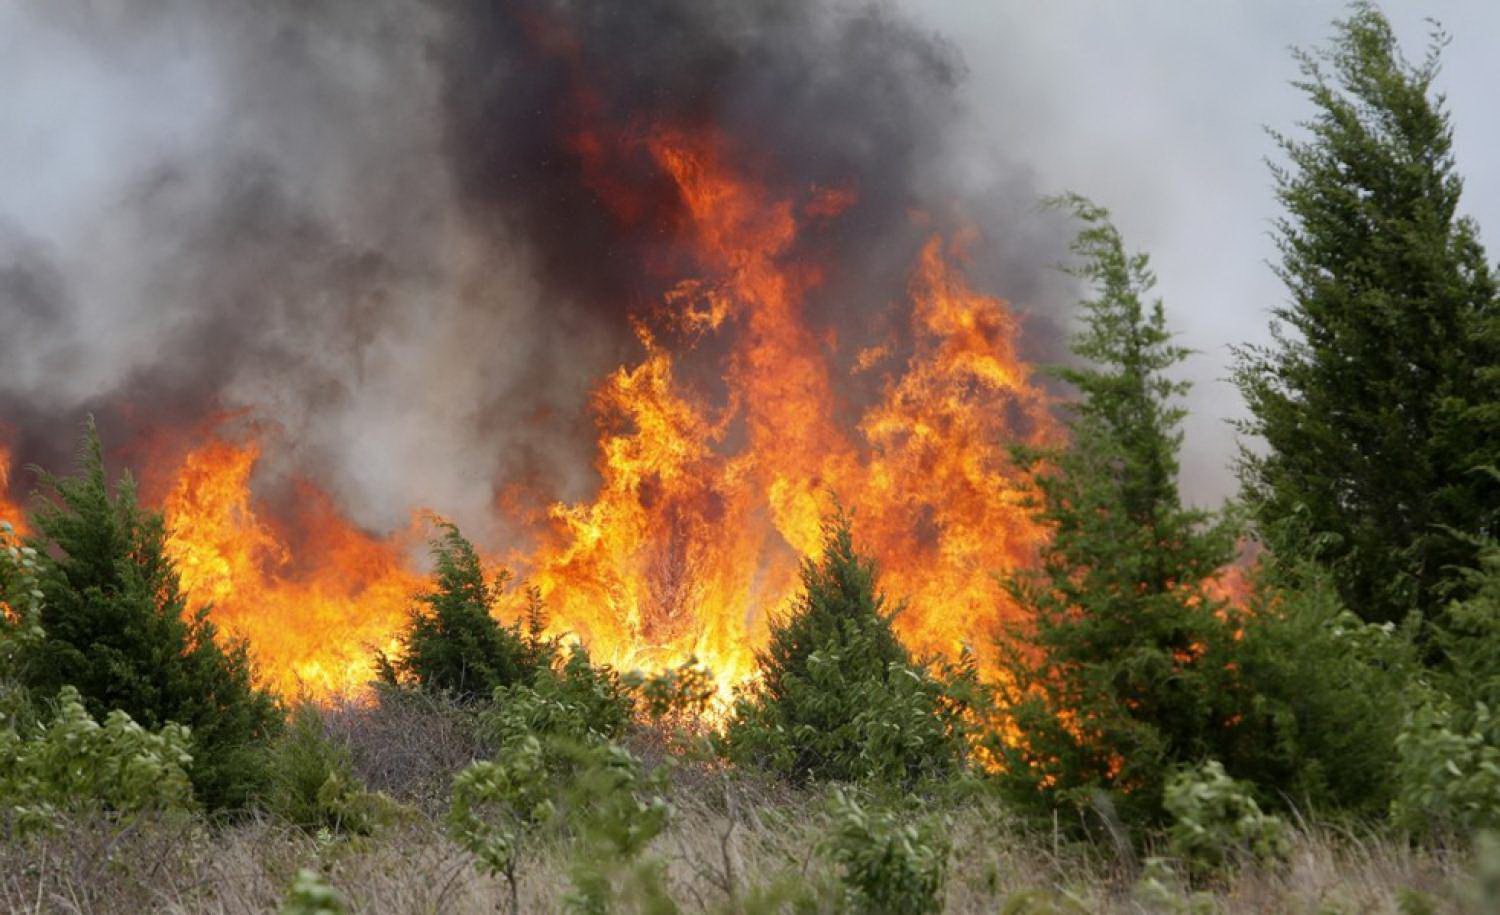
(0, 12, 1066, 702)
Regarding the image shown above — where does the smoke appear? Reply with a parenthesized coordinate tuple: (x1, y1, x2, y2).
(0, 0, 1067, 543)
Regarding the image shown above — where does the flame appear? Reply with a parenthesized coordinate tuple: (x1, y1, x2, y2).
(4, 96, 1060, 707)
(524, 127, 1055, 700)
(0, 444, 24, 536)
(160, 438, 423, 698)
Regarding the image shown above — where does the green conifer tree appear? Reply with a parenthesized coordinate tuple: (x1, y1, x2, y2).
(380, 523, 553, 701)
(995, 197, 1240, 822)
(20, 421, 282, 810)
(1234, 4, 1500, 626)
(724, 509, 964, 786)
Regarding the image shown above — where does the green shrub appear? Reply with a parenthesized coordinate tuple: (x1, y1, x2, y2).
(379, 524, 555, 702)
(19, 423, 282, 810)
(0, 519, 45, 732)
(0, 685, 195, 834)
(1214, 562, 1413, 815)
(280, 869, 347, 915)
(723, 510, 966, 787)
(266, 704, 398, 835)
(1162, 760, 1289, 878)
(822, 787, 948, 915)
(448, 734, 553, 913)
(484, 644, 635, 749)
(1394, 542, 1500, 832)
(559, 740, 672, 914)
(449, 728, 670, 913)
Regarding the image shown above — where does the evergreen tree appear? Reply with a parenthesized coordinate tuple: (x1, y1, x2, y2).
(995, 197, 1240, 822)
(380, 523, 553, 702)
(1234, 4, 1500, 626)
(723, 509, 965, 786)
(20, 421, 282, 810)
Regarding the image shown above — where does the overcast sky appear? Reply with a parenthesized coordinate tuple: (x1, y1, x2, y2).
(906, 1, 1500, 503)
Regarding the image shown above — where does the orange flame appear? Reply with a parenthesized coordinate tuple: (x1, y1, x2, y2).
(5, 124, 1060, 708)
(524, 128, 1055, 699)
(0, 444, 24, 536)
(160, 438, 423, 698)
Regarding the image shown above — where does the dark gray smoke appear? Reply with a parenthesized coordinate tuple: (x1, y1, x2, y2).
(0, 0, 1068, 542)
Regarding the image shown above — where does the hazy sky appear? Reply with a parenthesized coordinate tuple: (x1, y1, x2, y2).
(906, 1, 1500, 503)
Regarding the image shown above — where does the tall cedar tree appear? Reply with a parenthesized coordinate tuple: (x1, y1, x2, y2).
(996, 197, 1240, 823)
(380, 523, 552, 702)
(1234, 4, 1500, 627)
(20, 422, 282, 810)
(724, 510, 964, 786)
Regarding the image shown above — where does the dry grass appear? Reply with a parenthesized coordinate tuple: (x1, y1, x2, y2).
(0, 700, 1476, 912)
(0, 779, 1476, 914)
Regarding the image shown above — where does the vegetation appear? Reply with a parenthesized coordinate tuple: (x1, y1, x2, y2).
(379, 523, 555, 701)
(1393, 541, 1500, 832)
(823, 788, 949, 915)
(5, 6, 1500, 912)
(993, 195, 1241, 823)
(723, 509, 968, 787)
(1233, 2, 1500, 627)
(16, 422, 281, 810)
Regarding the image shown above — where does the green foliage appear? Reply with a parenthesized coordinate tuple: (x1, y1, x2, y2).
(452, 640, 668, 913)
(1213, 562, 1413, 815)
(380, 524, 555, 701)
(1234, 4, 1500, 626)
(280, 869, 347, 915)
(994, 197, 1240, 824)
(559, 740, 673, 914)
(449, 725, 671, 913)
(266, 704, 398, 836)
(0, 685, 195, 835)
(822, 788, 948, 915)
(723, 510, 967, 787)
(1162, 760, 1290, 878)
(484, 643, 635, 748)
(1393, 542, 1500, 831)
(629, 659, 716, 724)
(448, 734, 552, 913)
(18, 422, 281, 810)
(0, 519, 45, 730)
(1130, 859, 1216, 915)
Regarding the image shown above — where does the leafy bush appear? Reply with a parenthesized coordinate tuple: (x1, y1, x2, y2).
(822, 788, 948, 915)
(1392, 698, 1500, 834)
(280, 869, 347, 915)
(19, 423, 282, 810)
(448, 734, 553, 913)
(380, 523, 555, 701)
(1162, 760, 1289, 877)
(484, 644, 635, 748)
(1213, 562, 1413, 815)
(265, 704, 398, 836)
(0, 519, 45, 731)
(0, 685, 195, 834)
(449, 727, 670, 913)
(723, 510, 966, 787)
(559, 740, 673, 914)
(1393, 542, 1500, 832)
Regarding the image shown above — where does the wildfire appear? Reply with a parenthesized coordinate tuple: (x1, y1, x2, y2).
(160, 438, 423, 698)
(0, 444, 24, 535)
(524, 127, 1055, 699)
(2, 33, 1065, 706)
